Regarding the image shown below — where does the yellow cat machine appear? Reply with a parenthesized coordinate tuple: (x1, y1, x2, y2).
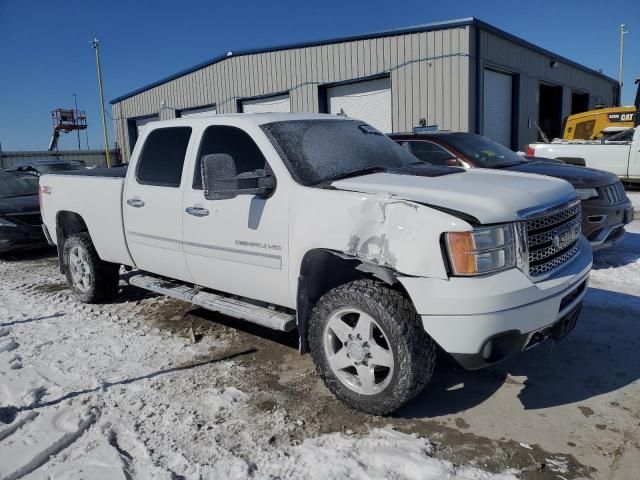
(562, 79, 639, 140)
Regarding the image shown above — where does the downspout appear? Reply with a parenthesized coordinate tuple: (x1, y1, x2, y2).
(634, 78, 640, 128)
(474, 23, 482, 135)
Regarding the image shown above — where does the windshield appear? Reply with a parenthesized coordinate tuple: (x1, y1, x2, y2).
(261, 119, 422, 185)
(443, 134, 525, 168)
(0, 175, 39, 198)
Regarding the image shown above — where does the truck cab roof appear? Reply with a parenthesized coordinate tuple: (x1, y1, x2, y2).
(142, 112, 352, 130)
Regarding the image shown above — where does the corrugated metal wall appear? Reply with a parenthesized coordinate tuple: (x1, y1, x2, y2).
(113, 26, 471, 160)
(112, 22, 617, 159)
(472, 28, 617, 149)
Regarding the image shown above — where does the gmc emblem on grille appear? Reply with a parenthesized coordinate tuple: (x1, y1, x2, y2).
(552, 223, 580, 249)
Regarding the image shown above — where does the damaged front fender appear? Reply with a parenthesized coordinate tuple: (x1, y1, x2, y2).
(289, 188, 472, 301)
(340, 193, 470, 278)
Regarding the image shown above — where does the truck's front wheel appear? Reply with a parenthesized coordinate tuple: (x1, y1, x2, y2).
(309, 279, 436, 415)
(63, 233, 120, 303)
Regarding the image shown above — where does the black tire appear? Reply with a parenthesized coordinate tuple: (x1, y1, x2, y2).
(309, 279, 436, 415)
(63, 233, 120, 303)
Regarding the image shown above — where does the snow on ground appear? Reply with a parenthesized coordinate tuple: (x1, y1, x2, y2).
(1, 220, 639, 479)
(589, 219, 640, 299)
(0, 255, 516, 479)
(627, 187, 640, 218)
(626, 190, 640, 214)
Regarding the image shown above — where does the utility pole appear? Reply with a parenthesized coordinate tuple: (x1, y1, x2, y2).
(91, 38, 112, 167)
(73, 94, 81, 150)
(619, 24, 629, 105)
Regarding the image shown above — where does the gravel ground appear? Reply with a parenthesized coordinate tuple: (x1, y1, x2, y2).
(0, 220, 639, 479)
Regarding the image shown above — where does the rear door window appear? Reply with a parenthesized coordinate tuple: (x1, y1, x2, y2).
(136, 127, 192, 187)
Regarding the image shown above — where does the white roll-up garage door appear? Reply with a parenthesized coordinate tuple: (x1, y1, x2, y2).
(136, 115, 159, 137)
(179, 105, 217, 118)
(483, 69, 512, 147)
(327, 77, 392, 133)
(241, 94, 291, 113)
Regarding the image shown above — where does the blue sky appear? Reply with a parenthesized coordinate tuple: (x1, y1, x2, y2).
(0, 0, 638, 151)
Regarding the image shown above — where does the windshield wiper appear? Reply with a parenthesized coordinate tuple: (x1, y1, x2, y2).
(492, 161, 526, 168)
(318, 166, 389, 184)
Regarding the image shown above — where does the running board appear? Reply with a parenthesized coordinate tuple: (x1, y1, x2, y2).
(127, 273, 296, 332)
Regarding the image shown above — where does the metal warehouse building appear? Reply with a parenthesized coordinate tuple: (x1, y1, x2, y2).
(110, 17, 619, 159)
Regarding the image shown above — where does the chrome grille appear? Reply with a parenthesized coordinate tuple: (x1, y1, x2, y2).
(526, 200, 582, 278)
(526, 201, 581, 231)
(599, 182, 627, 205)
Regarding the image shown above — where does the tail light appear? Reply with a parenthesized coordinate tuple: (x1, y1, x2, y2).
(526, 146, 535, 157)
(39, 185, 51, 212)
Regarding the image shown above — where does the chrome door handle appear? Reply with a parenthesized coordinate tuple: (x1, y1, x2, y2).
(127, 197, 145, 208)
(185, 206, 210, 217)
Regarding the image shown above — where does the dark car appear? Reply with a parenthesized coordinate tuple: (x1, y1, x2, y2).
(390, 132, 634, 249)
(0, 172, 48, 254)
(3, 159, 86, 176)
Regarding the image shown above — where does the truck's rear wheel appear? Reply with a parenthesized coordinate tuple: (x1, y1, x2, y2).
(309, 279, 436, 415)
(63, 233, 120, 303)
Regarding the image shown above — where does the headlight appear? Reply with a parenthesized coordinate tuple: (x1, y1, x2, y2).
(445, 224, 518, 276)
(575, 188, 598, 200)
(0, 217, 17, 228)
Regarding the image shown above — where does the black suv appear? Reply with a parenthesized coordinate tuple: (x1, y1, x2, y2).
(390, 132, 633, 249)
(0, 172, 47, 254)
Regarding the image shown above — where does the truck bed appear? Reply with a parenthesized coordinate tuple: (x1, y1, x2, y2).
(39, 171, 134, 266)
(531, 142, 631, 179)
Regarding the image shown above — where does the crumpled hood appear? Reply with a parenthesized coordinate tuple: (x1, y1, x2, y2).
(331, 169, 576, 224)
(506, 158, 619, 188)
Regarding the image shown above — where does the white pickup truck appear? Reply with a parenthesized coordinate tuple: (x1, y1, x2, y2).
(529, 126, 640, 185)
(40, 113, 592, 414)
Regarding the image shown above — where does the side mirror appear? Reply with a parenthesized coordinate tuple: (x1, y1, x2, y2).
(201, 154, 276, 201)
(444, 158, 461, 167)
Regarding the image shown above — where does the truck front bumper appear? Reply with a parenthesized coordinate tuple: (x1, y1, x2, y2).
(399, 236, 592, 370)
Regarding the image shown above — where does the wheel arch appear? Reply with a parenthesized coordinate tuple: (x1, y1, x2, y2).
(296, 248, 408, 353)
(55, 211, 91, 273)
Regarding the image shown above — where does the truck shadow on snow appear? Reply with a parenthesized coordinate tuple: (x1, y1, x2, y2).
(592, 231, 640, 269)
(400, 287, 640, 418)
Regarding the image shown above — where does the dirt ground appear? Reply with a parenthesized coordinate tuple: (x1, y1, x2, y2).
(2, 221, 639, 479)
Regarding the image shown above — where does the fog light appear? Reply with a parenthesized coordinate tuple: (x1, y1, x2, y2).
(482, 340, 494, 360)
